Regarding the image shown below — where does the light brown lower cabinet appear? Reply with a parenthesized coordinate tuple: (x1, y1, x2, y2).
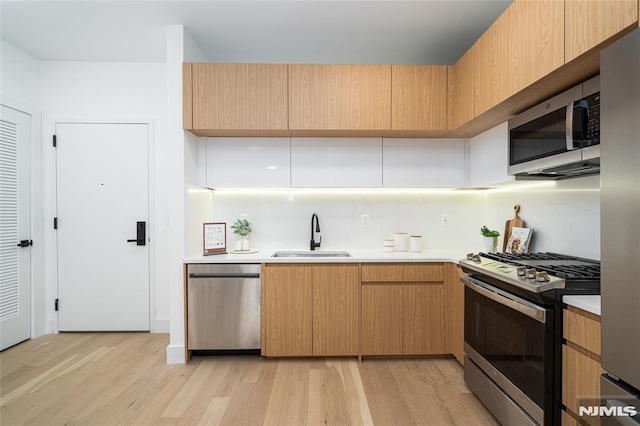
(263, 261, 456, 359)
(361, 282, 445, 356)
(562, 306, 605, 426)
(312, 264, 359, 356)
(361, 284, 403, 355)
(262, 263, 358, 357)
(263, 264, 313, 357)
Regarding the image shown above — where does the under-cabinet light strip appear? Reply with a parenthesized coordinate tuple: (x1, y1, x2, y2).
(206, 182, 557, 195)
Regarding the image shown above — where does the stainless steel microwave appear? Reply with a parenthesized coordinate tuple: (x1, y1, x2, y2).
(508, 75, 600, 179)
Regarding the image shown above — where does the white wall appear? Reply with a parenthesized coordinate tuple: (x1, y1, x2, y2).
(165, 25, 209, 364)
(39, 61, 169, 332)
(1, 41, 42, 107)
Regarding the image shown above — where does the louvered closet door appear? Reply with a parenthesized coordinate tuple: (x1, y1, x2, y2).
(0, 105, 31, 351)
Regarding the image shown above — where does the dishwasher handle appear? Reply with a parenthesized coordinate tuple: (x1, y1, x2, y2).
(189, 273, 260, 279)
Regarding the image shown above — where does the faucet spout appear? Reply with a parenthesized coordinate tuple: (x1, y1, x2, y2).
(310, 213, 321, 250)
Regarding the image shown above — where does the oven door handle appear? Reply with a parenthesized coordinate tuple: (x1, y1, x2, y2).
(462, 275, 547, 323)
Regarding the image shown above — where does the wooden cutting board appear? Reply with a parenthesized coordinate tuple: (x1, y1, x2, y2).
(503, 204, 525, 252)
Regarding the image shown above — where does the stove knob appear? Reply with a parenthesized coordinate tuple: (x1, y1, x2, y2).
(536, 272, 550, 282)
(516, 266, 527, 277)
(466, 253, 475, 260)
(526, 269, 537, 279)
(472, 255, 481, 263)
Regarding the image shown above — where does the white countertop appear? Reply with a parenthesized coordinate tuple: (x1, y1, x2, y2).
(563, 295, 601, 316)
(184, 249, 469, 264)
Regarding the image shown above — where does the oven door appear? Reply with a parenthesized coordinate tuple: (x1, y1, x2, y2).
(463, 274, 554, 425)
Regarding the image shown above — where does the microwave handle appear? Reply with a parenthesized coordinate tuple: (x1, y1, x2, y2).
(566, 100, 577, 150)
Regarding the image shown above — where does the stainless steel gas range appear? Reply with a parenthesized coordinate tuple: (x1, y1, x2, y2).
(459, 252, 601, 426)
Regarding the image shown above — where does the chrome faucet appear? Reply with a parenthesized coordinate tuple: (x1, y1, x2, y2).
(310, 213, 321, 250)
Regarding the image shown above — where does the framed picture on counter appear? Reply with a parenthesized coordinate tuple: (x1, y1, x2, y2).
(203, 222, 227, 255)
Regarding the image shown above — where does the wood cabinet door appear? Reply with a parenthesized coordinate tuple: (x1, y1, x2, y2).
(391, 65, 448, 131)
(191, 63, 288, 131)
(562, 345, 604, 425)
(474, 0, 564, 116)
(289, 64, 391, 131)
(312, 265, 359, 356)
(565, 0, 638, 63)
(361, 285, 403, 355)
(263, 264, 313, 356)
(448, 46, 477, 130)
(403, 284, 445, 355)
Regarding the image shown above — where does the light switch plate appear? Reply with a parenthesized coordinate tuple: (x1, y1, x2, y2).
(441, 214, 450, 227)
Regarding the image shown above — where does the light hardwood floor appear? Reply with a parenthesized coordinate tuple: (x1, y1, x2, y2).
(0, 333, 498, 425)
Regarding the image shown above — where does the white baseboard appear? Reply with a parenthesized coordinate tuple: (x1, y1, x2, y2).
(166, 344, 185, 364)
(153, 318, 170, 333)
(44, 319, 54, 334)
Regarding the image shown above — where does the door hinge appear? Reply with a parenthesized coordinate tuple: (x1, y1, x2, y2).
(53, 135, 57, 147)
(55, 299, 59, 312)
(54, 217, 58, 229)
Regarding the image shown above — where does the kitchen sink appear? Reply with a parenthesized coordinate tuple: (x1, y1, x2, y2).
(271, 250, 351, 258)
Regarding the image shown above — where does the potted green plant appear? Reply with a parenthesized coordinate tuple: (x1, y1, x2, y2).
(231, 218, 252, 251)
(480, 225, 500, 253)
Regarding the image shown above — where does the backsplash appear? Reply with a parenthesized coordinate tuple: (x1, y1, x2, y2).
(186, 175, 600, 259)
(483, 175, 600, 259)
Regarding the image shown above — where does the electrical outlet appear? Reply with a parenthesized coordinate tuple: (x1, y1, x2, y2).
(361, 214, 370, 227)
(240, 214, 249, 220)
(441, 214, 450, 227)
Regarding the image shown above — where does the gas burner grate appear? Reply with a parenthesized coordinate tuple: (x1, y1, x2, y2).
(478, 252, 601, 280)
(480, 252, 585, 261)
(535, 264, 601, 280)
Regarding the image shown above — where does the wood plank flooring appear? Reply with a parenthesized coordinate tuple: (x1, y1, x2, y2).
(0, 333, 498, 425)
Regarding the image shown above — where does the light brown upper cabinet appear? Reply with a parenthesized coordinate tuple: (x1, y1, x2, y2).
(474, 0, 564, 116)
(448, 45, 476, 131)
(391, 65, 448, 132)
(186, 63, 288, 133)
(565, 0, 639, 63)
(288, 64, 392, 131)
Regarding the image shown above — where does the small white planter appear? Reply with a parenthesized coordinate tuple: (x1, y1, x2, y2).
(483, 236, 498, 253)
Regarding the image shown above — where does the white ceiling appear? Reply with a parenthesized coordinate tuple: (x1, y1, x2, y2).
(1, 0, 513, 65)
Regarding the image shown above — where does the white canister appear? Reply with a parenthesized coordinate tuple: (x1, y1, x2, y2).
(383, 239, 394, 253)
(410, 235, 422, 253)
(393, 232, 409, 252)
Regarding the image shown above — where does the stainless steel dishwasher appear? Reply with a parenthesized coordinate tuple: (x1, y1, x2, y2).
(187, 264, 260, 351)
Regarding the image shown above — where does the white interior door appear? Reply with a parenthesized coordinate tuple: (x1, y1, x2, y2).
(0, 105, 31, 351)
(56, 123, 149, 331)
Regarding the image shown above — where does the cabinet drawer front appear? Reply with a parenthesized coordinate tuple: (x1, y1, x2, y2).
(561, 409, 579, 426)
(562, 345, 604, 426)
(361, 263, 444, 282)
(564, 307, 601, 356)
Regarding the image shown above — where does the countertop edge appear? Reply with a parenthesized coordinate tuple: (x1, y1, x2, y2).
(184, 249, 469, 264)
(563, 295, 601, 316)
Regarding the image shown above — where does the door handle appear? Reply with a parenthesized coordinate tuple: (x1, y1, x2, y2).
(17, 240, 33, 247)
(127, 221, 146, 246)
